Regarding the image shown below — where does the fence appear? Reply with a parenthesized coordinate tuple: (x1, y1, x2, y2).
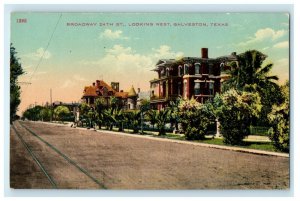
(249, 126, 270, 136)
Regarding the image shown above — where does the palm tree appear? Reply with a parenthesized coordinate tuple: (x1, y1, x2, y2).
(113, 108, 125, 131)
(167, 98, 181, 132)
(103, 108, 116, 130)
(156, 109, 170, 136)
(223, 50, 279, 93)
(95, 98, 106, 129)
(125, 110, 141, 133)
(145, 110, 157, 130)
(223, 50, 282, 126)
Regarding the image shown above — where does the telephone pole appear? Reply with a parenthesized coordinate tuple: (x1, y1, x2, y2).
(50, 88, 53, 122)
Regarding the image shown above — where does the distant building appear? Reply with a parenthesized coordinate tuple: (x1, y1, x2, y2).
(81, 80, 139, 110)
(150, 48, 238, 110)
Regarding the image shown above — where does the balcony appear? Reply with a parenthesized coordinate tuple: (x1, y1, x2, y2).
(150, 94, 180, 103)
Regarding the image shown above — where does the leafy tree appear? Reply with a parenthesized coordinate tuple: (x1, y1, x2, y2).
(268, 81, 289, 152)
(22, 105, 44, 121)
(222, 50, 281, 125)
(39, 107, 51, 121)
(79, 102, 91, 126)
(10, 44, 24, 123)
(54, 106, 70, 122)
(178, 98, 214, 140)
(215, 89, 262, 145)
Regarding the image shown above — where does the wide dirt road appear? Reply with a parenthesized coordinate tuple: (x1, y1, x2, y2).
(10, 121, 289, 189)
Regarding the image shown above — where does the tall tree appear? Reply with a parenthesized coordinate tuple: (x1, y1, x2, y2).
(268, 81, 289, 152)
(222, 50, 282, 125)
(223, 50, 279, 92)
(10, 44, 24, 123)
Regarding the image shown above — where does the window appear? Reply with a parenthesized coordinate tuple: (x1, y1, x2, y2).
(166, 68, 170, 77)
(209, 82, 214, 95)
(178, 82, 181, 95)
(161, 68, 165, 77)
(178, 65, 183, 76)
(184, 64, 189, 75)
(220, 62, 225, 71)
(209, 63, 213, 75)
(195, 63, 201, 75)
(194, 82, 200, 95)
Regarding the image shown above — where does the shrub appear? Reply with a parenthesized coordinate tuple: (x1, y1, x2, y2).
(179, 98, 214, 140)
(268, 82, 289, 152)
(215, 89, 262, 145)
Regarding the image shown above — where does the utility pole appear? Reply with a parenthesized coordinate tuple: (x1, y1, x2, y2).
(50, 88, 53, 122)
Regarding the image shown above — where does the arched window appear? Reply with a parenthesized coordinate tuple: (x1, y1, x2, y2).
(194, 82, 201, 95)
(184, 64, 189, 75)
(220, 62, 225, 71)
(178, 65, 183, 76)
(195, 63, 201, 75)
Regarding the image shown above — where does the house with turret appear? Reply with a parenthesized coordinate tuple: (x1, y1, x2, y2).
(81, 80, 139, 110)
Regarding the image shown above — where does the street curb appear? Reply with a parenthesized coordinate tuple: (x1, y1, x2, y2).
(30, 121, 289, 158)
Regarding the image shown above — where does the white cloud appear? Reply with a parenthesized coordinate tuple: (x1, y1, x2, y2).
(23, 48, 52, 60)
(273, 41, 289, 49)
(238, 28, 287, 46)
(99, 29, 129, 40)
(79, 44, 184, 90)
(262, 47, 269, 51)
(152, 45, 184, 59)
(105, 44, 133, 55)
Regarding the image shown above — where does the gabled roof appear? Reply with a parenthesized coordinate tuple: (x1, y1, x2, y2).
(96, 80, 115, 92)
(83, 86, 98, 97)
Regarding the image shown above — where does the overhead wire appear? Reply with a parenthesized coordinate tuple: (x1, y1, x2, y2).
(22, 13, 62, 95)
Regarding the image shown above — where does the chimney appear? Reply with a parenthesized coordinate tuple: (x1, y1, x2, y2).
(137, 88, 140, 93)
(96, 80, 100, 86)
(201, 48, 208, 59)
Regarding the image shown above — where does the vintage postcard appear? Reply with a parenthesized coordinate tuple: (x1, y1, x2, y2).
(10, 12, 290, 189)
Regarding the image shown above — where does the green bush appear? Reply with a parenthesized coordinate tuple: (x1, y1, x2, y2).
(215, 89, 262, 145)
(179, 98, 214, 140)
(268, 82, 289, 152)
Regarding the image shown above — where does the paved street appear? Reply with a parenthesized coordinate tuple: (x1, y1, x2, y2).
(10, 121, 289, 189)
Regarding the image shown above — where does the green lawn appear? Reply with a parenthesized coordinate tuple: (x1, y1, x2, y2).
(97, 127, 281, 153)
(151, 133, 278, 153)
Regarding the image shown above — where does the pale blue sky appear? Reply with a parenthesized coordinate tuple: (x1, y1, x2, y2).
(11, 12, 289, 113)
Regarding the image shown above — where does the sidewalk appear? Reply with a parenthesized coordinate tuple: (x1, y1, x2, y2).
(30, 121, 289, 158)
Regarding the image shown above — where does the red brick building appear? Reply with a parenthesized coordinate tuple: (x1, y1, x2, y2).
(150, 48, 238, 109)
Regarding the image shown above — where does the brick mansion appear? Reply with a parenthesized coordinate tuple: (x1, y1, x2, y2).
(150, 48, 238, 109)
